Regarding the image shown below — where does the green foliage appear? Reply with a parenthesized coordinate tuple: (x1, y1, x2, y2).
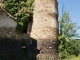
(59, 11, 79, 37)
(58, 10, 80, 59)
(73, 40, 80, 53)
(2, 0, 34, 33)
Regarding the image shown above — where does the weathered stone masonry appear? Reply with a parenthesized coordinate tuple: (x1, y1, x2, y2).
(30, 0, 58, 60)
(0, 7, 32, 53)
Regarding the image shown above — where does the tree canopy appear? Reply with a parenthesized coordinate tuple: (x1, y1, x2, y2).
(58, 10, 80, 59)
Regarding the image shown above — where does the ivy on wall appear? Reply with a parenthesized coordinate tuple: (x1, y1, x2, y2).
(2, 0, 34, 33)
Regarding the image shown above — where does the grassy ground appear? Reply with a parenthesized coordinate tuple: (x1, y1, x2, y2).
(69, 55, 80, 60)
(61, 55, 80, 60)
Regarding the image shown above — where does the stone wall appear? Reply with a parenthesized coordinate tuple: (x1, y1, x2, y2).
(0, 4, 37, 59)
(0, 27, 37, 60)
(0, 7, 36, 56)
(30, 0, 58, 60)
(0, 27, 30, 53)
(0, 8, 17, 28)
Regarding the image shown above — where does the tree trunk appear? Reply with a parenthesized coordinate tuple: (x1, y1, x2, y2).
(30, 0, 58, 60)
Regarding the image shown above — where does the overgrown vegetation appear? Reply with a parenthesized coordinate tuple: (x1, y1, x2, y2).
(1, 0, 80, 59)
(58, 10, 80, 59)
(2, 0, 34, 33)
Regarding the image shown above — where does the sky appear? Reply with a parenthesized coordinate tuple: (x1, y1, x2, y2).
(58, 0, 80, 37)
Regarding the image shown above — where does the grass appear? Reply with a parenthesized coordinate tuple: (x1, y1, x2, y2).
(61, 54, 80, 60)
(70, 55, 80, 60)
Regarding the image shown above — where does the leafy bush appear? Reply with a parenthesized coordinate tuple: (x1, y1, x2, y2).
(58, 36, 79, 59)
(73, 40, 80, 53)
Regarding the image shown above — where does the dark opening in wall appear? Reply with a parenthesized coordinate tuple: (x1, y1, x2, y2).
(23, 16, 33, 33)
(23, 21, 28, 33)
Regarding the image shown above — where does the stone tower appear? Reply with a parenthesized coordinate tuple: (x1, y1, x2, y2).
(30, 0, 58, 60)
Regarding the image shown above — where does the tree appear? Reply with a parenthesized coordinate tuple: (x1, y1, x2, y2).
(59, 11, 79, 38)
(30, 0, 58, 60)
(58, 10, 80, 59)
